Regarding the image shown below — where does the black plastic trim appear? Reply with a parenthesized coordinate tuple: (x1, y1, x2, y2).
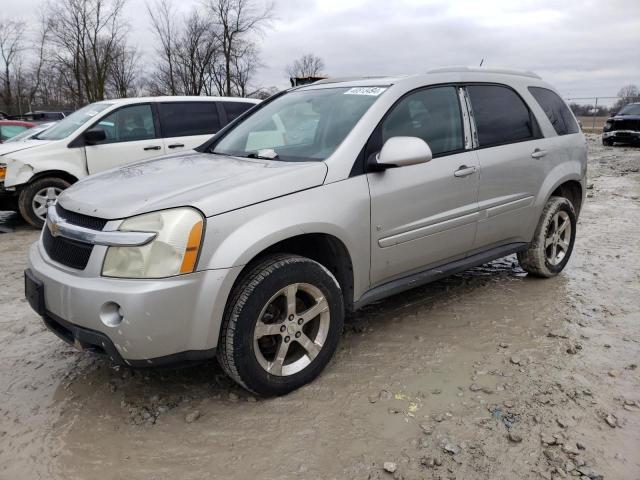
(354, 242, 529, 309)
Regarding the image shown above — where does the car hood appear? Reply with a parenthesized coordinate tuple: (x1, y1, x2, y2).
(609, 114, 640, 121)
(0, 139, 52, 156)
(58, 152, 328, 219)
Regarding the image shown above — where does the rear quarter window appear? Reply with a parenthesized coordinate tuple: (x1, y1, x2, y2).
(528, 87, 579, 136)
(467, 85, 540, 147)
(159, 102, 221, 137)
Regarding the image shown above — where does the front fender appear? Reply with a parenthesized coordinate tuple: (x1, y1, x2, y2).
(197, 176, 372, 300)
(3, 147, 86, 187)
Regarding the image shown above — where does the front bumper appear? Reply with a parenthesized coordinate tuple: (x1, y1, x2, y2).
(27, 242, 242, 366)
(602, 130, 640, 142)
(0, 182, 17, 211)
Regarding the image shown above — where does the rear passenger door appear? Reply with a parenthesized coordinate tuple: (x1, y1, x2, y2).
(466, 84, 547, 251)
(158, 102, 222, 153)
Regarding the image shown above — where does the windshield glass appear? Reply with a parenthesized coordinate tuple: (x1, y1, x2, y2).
(37, 103, 112, 140)
(213, 87, 387, 161)
(618, 103, 640, 115)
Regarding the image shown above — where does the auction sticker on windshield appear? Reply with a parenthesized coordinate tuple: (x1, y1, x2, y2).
(344, 87, 387, 96)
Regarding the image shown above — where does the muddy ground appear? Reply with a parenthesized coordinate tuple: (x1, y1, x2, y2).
(0, 135, 638, 480)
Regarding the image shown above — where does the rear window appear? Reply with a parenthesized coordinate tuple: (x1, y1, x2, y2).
(159, 102, 221, 137)
(467, 85, 539, 147)
(528, 87, 579, 136)
(223, 101, 255, 122)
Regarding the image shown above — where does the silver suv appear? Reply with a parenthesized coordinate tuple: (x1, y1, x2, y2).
(25, 67, 587, 396)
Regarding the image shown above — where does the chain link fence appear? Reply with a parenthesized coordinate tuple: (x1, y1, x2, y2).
(565, 96, 639, 133)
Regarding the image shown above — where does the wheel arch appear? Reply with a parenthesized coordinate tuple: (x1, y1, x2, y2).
(549, 179, 583, 215)
(227, 232, 356, 314)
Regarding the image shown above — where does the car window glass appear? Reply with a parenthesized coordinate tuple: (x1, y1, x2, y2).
(382, 86, 463, 156)
(528, 87, 578, 136)
(467, 85, 537, 146)
(159, 102, 220, 137)
(1, 125, 28, 141)
(95, 104, 156, 143)
(37, 103, 112, 141)
(213, 87, 382, 162)
(223, 101, 254, 122)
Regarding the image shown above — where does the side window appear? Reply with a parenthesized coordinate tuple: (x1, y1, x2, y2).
(528, 86, 579, 136)
(96, 104, 156, 143)
(381, 86, 464, 156)
(159, 102, 220, 137)
(223, 101, 254, 123)
(467, 85, 538, 147)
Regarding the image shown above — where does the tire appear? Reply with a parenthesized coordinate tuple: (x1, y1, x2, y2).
(18, 176, 70, 228)
(217, 254, 344, 396)
(517, 196, 577, 278)
(602, 138, 614, 146)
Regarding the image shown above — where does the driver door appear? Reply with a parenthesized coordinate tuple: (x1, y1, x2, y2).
(85, 103, 165, 174)
(367, 86, 480, 285)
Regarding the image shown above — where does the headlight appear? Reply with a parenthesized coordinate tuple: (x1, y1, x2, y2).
(603, 121, 612, 132)
(102, 208, 204, 278)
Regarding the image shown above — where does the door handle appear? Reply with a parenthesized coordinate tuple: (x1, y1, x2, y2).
(143, 146, 161, 151)
(168, 143, 185, 149)
(454, 165, 477, 177)
(531, 148, 547, 159)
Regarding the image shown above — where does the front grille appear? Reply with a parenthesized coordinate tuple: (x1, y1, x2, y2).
(611, 119, 640, 132)
(42, 205, 108, 270)
(55, 204, 108, 230)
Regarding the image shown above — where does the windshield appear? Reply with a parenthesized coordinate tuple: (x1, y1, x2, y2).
(212, 86, 386, 161)
(37, 103, 112, 140)
(618, 103, 640, 116)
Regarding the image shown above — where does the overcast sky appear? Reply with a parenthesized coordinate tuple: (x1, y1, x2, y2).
(4, 0, 640, 104)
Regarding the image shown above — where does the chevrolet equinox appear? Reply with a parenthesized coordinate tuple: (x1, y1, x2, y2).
(25, 67, 587, 396)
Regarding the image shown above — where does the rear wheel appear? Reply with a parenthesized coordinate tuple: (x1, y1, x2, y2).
(217, 254, 344, 396)
(18, 176, 70, 228)
(517, 196, 577, 278)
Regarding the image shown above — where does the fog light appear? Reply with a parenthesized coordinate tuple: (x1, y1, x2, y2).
(100, 302, 123, 327)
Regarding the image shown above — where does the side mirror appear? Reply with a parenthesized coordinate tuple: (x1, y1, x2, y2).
(375, 136, 433, 169)
(83, 127, 107, 145)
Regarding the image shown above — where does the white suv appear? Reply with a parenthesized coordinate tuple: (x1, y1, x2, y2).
(0, 96, 259, 226)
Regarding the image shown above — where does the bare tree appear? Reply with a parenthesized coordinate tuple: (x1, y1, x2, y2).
(0, 18, 27, 113)
(286, 53, 325, 79)
(147, 0, 178, 95)
(47, 0, 129, 104)
(613, 84, 640, 112)
(108, 44, 139, 97)
(207, 0, 272, 96)
(176, 10, 220, 95)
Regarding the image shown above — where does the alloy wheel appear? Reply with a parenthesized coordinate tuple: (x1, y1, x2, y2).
(253, 282, 330, 376)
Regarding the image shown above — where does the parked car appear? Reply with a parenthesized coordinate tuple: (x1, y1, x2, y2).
(22, 111, 70, 123)
(602, 102, 640, 146)
(3, 122, 57, 143)
(0, 96, 259, 225)
(25, 68, 586, 396)
(0, 120, 36, 143)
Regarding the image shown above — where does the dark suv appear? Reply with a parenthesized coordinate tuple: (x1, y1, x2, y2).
(602, 102, 640, 146)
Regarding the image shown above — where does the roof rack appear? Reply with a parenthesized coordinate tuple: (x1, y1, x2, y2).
(427, 66, 541, 79)
(312, 76, 394, 85)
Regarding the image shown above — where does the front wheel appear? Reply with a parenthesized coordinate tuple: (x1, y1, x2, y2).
(517, 196, 577, 278)
(602, 137, 614, 146)
(18, 176, 70, 228)
(217, 254, 344, 396)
